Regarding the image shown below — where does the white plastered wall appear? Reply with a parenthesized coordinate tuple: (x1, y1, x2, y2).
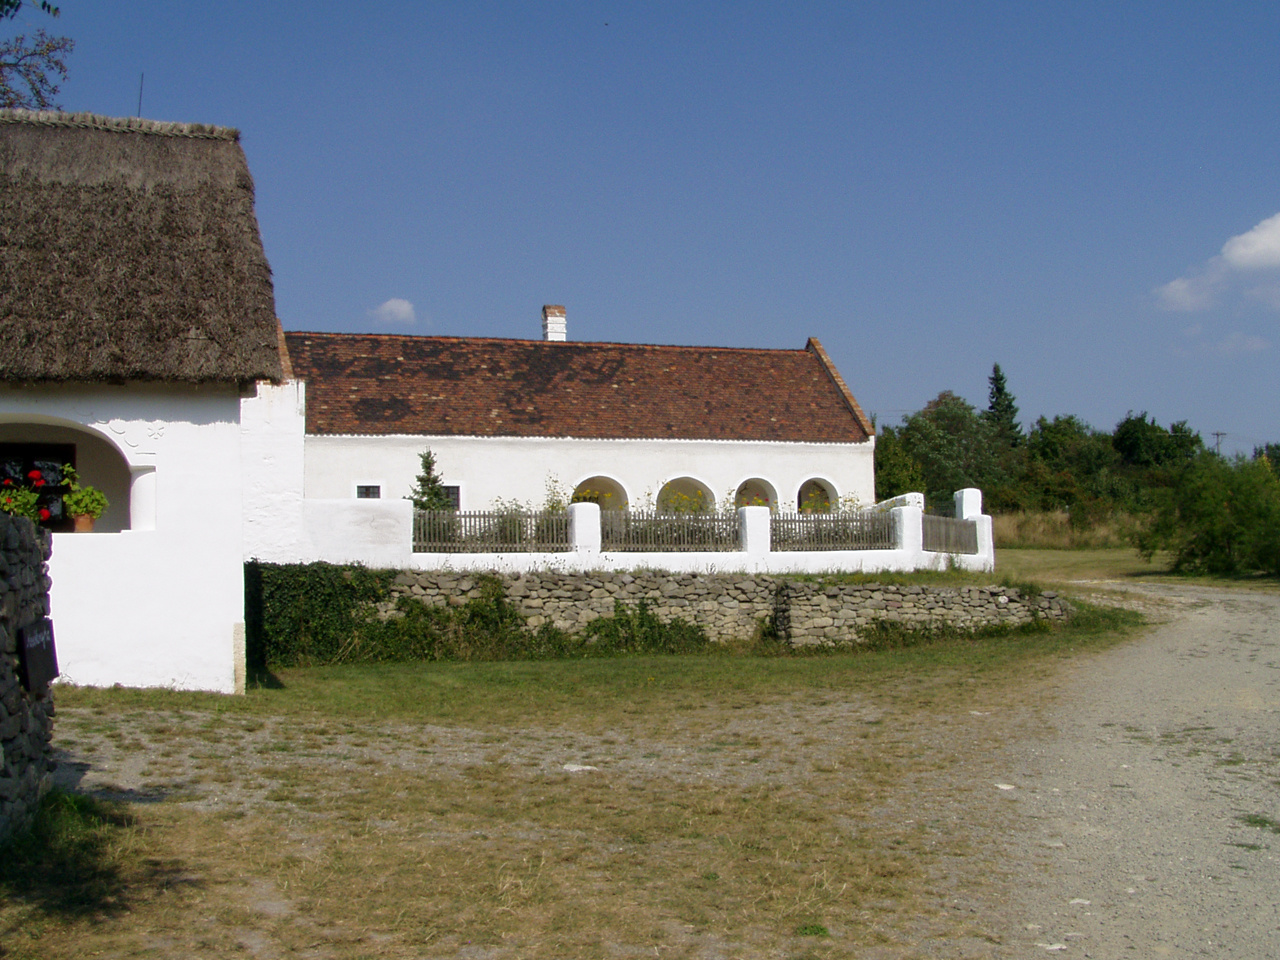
(0, 383, 247, 693)
(302, 433, 877, 514)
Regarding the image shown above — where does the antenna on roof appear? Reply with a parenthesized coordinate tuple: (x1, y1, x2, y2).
(136, 73, 144, 117)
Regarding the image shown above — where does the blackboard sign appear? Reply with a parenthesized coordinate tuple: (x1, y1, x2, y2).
(17, 618, 58, 695)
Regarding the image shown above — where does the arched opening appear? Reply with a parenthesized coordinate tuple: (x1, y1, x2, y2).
(0, 421, 132, 532)
(571, 476, 628, 510)
(797, 477, 836, 514)
(656, 476, 716, 515)
(734, 478, 778, 511)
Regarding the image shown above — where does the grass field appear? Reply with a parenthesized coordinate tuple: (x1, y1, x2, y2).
(1, 580, 1143, 960)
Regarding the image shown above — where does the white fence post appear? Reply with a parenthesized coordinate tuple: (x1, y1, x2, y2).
(890, 504, 924, 555)
(739, 506, 771, 559)
(954, 487, 983, 520)
(569, 501, 601, 555)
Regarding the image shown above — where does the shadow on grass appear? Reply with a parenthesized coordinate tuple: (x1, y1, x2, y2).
(248, 665, 286, 689)
(0, 789, 197, 923)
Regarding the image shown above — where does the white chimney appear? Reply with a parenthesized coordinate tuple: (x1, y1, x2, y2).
(542, 304, 566, 342)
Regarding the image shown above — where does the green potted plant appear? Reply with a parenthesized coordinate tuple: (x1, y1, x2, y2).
(61, 464, 108, 532)
(0, 479, 44, 523)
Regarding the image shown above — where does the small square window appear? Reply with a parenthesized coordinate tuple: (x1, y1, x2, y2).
(356, 485, 381, 499)
(443, 485, 460, 510)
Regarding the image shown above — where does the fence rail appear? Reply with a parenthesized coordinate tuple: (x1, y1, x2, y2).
(600, 510, 741, 552)
(413, 510, 570, 553)
(770, 511, 896, 552)
(921, 515, 979, 555)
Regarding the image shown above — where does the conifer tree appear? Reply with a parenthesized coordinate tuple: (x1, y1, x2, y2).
(407, 449, 452, 511)
(984, 363, 1022, 446)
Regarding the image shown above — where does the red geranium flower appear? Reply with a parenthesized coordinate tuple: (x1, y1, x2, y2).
(38, 508, 50, 521)
(1, 479, 11, 486)
(27, 469, 42, 480)
(32, 479, 45, 487)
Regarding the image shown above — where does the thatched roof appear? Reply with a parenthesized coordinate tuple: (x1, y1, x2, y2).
(0, 110, 285, 383)
(285, 332, 874, 443)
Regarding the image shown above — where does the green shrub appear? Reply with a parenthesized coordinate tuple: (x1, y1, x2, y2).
(1133, 454, 1280, 576)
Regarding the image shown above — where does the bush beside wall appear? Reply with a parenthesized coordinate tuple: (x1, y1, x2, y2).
(0, 516, 55, 846)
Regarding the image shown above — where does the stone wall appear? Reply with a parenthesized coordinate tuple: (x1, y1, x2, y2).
(0, 515, 55, 845)
(387, 571, 1072, 645)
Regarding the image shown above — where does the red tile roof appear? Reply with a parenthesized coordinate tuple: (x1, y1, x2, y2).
(283, 332, 874, 443)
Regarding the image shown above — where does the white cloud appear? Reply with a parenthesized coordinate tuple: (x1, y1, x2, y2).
(1156, 211, 1280, 312)
(1221, 212, 1280, 270)
(368, 298, 417, 325)
(1156, 266, 1223, 311)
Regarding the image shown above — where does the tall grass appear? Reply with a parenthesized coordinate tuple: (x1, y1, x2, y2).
(992, 509, 1137, 549)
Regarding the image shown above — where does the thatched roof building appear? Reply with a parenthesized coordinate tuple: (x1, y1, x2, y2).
(0, 110, 285, 383)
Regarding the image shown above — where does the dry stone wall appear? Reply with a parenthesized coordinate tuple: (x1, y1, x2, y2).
(0, 516, 55, 845)
(387, 571, 1072, 645)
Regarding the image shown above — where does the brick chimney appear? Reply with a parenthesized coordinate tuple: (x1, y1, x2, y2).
(542, 304, 566, 342)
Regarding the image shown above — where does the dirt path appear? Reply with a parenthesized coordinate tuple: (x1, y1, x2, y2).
(991, 585, 1280, 958)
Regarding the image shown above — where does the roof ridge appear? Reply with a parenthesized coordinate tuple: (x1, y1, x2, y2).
(0, 109, 238, 141)
(283, 330, 810, 354)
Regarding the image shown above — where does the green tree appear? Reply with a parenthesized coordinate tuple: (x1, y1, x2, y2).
(1112, 412, 1203, 468)
(982, 363, 1022, 446)
(406, 449, 452, 511)
(873, 423, 925, 501)
(897, 391, 1003, 509)
(1, 0, 72, 109)
(1254, 443, 1280, 479)
(1135, 454, 1280, 576)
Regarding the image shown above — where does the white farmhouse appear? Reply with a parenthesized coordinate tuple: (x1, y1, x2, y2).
(284, 307, 877, 516)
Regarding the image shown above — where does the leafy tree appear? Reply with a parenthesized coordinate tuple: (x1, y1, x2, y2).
(1, 0, 72, 110)
(897, 391, 1003, 509)
(406, 449, 452, 511)
(1135, 454, 1280, 577)
(873, 423, 925, 501)
(1254, 444, 1280, 479)
(1113, 412, 1202, 469)
(982, 363, 1022, 446)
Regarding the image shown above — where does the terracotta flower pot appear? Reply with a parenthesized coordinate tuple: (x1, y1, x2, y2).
(72, 514, 95, 533)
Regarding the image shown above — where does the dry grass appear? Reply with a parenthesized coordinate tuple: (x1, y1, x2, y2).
(991, 510, 1136, 550)
(5, 614, 1139, 960)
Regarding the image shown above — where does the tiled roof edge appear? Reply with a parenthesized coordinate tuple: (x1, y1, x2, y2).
(806, 338, 875, 437)
(283, 330, 812, 355)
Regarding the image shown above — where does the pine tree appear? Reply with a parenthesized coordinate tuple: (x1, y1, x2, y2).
(407, 449, 452, 511)
(984, 363, 1022, 446)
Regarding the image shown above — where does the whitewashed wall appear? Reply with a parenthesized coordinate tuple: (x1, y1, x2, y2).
(0, 383, 248, 693)
(303, 433, 877, 513)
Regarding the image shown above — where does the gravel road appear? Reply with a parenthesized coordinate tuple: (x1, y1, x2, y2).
(992, 585, 1280, 958)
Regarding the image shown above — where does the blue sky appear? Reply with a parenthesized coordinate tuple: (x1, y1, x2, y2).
(28, 1, 1280, 453)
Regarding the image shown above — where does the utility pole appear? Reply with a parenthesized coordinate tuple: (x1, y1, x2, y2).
(1212, 431, 1226, 455)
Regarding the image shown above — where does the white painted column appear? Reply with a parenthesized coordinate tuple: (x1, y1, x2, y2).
(569, 501, 600, 555)
(129, 465, 156, 531)
(739, 506, 771, 559)
(954, 487, 983, 519)
(891, 505, 923, 554)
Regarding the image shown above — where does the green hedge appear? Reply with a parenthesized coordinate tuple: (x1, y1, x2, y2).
(244, 562, 711, 668)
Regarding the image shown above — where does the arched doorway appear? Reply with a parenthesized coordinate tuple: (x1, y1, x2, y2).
(656, 476, 716, 515)
(797, 477, 836, 514)
(0, 421, 132, 532)
(571, 476, 628, 510)
(734, 478, 778, 511)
